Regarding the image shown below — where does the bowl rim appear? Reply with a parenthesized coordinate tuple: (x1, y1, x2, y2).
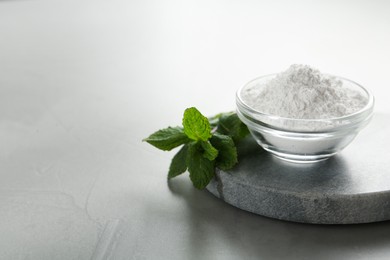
(236, 73, 375, 124)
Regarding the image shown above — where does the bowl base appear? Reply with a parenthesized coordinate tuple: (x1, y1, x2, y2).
(263, 147, 336, 164)
(272, 154, 329, 164)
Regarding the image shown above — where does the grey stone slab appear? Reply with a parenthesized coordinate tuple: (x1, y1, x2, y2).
(207, 113, 390, 224)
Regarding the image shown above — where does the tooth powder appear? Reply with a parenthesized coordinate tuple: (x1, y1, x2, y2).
(242, 64, 368, 120)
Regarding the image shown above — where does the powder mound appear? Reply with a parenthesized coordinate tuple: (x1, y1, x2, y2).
(242, 64, 368, 119)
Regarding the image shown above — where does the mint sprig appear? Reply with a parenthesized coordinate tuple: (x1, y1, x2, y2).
(143, 107, 249, 189)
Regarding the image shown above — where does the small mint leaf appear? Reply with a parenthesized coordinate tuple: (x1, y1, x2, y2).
(200, 141, 218, 161)
(182, 107, 212, 141)
(143, 127, 190, 151)
(217, 112, 249, 141)
(168, 144, 188, 179)
(186, 142, 215, 189)
(210, 133, 238, 170)
(238, 120, 250, 139)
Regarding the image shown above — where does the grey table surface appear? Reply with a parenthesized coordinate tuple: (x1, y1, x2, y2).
(1, 0, 390, 259)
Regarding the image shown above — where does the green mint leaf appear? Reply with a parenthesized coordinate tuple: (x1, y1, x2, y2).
(143, 126, 190, 151)
(186, 142, 215, 189)
(217, 112, 249, 141)
(238, 120, 250, 139)
(200, 141, 219, 161)
(210, 133, 238, 170)
(168, 144, 188, 179)
(182, 107, 212, 141)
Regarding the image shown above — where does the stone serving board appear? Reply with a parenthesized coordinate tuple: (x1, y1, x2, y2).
(206, 113, 390, 224)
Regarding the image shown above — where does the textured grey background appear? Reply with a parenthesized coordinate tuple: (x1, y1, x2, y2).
(1, 0, 390, 259)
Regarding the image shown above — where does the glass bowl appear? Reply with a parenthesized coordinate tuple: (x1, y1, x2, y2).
(236, 74, 375, 163)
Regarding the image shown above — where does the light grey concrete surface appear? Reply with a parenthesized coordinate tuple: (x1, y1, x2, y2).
(207, 114, 390, 224)
(1, 0, 390, 259)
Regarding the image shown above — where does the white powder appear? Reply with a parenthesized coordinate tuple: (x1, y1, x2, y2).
(242, 64, 368, 119)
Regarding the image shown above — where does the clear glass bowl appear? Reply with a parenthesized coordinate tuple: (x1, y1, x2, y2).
(236, 74, 375, 163)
